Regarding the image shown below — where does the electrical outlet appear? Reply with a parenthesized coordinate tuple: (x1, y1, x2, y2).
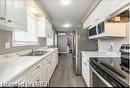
(5, 42, 10, 49)
(110, 42, 114, 47)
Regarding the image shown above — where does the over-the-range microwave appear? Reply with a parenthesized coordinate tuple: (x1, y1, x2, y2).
(88, 4, 129, 38)
(88, 21, 127, 38)
(88, 21, 105, 37)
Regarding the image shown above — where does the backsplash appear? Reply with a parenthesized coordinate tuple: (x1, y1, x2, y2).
(98, 23, 129, 53)
(0, 30, 46, 55)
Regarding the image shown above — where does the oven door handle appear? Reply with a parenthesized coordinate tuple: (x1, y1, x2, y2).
(91, 66, 113, 87)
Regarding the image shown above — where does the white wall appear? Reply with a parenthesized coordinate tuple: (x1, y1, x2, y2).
(98, 23, 130, 53)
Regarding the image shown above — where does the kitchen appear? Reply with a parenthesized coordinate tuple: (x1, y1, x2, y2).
(0, 0, 129, 87)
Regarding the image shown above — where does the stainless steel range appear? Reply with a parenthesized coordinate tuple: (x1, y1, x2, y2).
(89, 44, 130, 87)
(120, 44, 130, 73)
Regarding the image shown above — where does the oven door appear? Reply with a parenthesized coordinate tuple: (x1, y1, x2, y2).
(90, 66, 113, 87)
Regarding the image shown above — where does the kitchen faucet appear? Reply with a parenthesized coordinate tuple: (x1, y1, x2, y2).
(32, 44, 40, 53)
(32, 48, 37, 53)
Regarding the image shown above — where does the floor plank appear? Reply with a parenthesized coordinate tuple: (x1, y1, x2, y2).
(49, 54, 87, 87)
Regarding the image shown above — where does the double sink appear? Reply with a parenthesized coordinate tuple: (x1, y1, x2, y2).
(0, 50, 50, 64)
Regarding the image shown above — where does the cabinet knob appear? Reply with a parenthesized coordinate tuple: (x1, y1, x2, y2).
(37, 79, 40, 82)
(0, 17, 5, 20)
(37, 66, 40, 68)
(8, 20, 12, 23)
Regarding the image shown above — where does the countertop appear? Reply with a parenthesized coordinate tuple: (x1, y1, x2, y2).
(81, 51, 130, 87)
(81, 50, 120, 58)
(0, 48, 58, 85)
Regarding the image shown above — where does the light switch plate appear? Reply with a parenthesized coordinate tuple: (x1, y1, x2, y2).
(5, 42, 10, 49)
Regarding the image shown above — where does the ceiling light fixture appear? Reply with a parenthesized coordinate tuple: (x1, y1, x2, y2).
(62, 23, 72, 28)
(61, 0, 71, 5)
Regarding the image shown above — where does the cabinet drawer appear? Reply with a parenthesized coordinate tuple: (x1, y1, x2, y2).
(28, 72, 42, 87)
(25, 62, 41, 80)
(31, 63, 41, 75)
(82, 60, 90, 87)
(9, 75, 24, 84)
(41, 57, 49, 67)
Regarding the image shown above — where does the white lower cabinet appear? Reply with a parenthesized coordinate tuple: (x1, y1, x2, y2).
(82, 52, 90, 87)
(9, 49, 58, 87)
(28, 72, 41, 87)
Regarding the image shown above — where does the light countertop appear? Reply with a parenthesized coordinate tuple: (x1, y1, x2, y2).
(0, 48, 58, 84)
(81, 50, 120, 58)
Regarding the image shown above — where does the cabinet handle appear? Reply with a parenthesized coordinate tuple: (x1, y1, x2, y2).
(0, 17, 2, 20)
(8, 20, 12, 23)
(37, 79, 40, 82)
(0, 17, 5, 20)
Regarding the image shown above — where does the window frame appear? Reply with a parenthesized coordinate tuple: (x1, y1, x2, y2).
(12, 12, 38, 46)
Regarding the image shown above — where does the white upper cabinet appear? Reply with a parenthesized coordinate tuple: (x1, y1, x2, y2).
(83, 0, 129, 29)
(83, 16, 91, 29)
(46, 19, 53, 38)
(38, 16, 54, 39)
(107, 0, 129, 16)
(0, 0, 6, 25)
(89, 12, 95, 29)
(12, 0, 27, 31)
(0, 0, 27, 31)
(38, 17, 46, 37)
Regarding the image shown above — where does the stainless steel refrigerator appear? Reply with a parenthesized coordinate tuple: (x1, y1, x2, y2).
(73, 26, 98, 75)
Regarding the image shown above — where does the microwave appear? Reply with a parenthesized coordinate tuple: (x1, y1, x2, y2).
(88, 21, 105, 37)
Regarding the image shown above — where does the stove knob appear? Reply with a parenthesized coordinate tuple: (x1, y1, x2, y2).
(126, 46, 130, 49)
(121, 46, 125, 49)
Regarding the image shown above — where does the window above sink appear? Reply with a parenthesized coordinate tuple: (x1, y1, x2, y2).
(12, 12, 38, 46)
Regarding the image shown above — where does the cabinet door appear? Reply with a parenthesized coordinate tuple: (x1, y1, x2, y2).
(106, 0, 128, 16)
(82, 60, 90, 87)
(94, 1, 106, 23)
(6, 0, 13, 27)
(38, 17, 46, 37)
(48, 60, 53, 80)
(0, 0, 6, 24)
(41, 65, 49, 87)
(51, 55, 57, 74)
(89, 13, 95, 28)
(12, 0, 27, 31)
(46, 19, 52, 38)
(44, 64, 50, 84)
(82, 53, 90, 87)
(28, 72, 41, 87)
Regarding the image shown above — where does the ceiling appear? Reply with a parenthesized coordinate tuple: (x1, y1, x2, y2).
(40, 0, 96, 32)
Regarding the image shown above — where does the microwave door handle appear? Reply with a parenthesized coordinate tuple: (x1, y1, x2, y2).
(86, 25, 91, 30)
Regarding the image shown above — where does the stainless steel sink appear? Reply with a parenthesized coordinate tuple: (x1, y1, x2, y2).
(20, 51, 49, 56)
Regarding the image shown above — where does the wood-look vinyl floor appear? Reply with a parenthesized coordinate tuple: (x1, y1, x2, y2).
(49, 54, 87, 87)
